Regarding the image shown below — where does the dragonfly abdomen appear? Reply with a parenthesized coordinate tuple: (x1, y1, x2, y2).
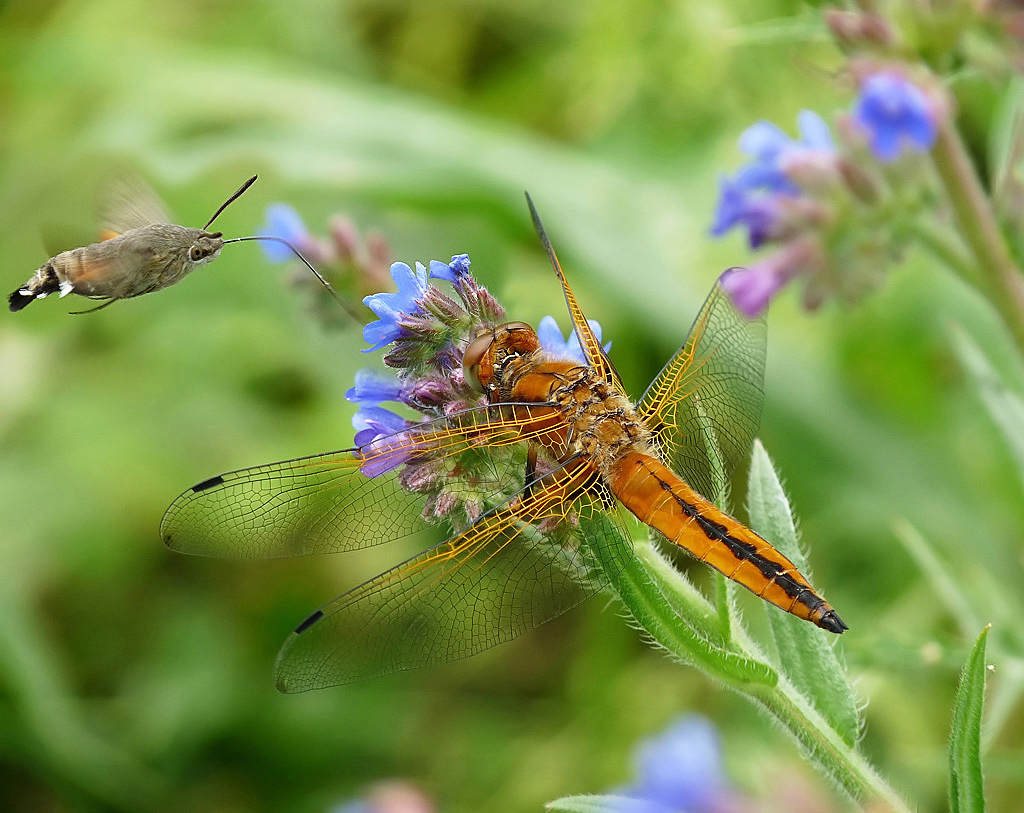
(609, 451, 847, 634)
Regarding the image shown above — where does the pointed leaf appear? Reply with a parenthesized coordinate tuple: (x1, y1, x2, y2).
(949, 625, 991, 813)
(746, 440, 860, 746)
(546, 794, 648, 813)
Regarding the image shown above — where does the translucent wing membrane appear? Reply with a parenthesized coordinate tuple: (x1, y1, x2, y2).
(161, 403, 567, 559)
(274, 457, 634, 691)
(637, 280, 766, 503)
(525, 194, 625, 394)
(98, 173, 171, 237)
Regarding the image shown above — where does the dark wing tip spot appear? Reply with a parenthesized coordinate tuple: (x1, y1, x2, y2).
(818, 610, 848, 634)
(192, 474, 225, 493)
(294, 609, 325, 635)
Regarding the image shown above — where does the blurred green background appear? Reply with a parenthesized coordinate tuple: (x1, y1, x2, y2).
(1, 1, 1022, 811)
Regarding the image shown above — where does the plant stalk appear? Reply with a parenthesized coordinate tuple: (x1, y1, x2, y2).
(600, 534, 914, 813)
(931, 121, 1024, 351)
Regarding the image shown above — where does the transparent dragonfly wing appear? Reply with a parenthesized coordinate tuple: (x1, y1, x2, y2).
(161, 402, 566, 559)
(273, 457, 635, 691)
(525, 194, 626, 393)
(636, 279, 766, 503)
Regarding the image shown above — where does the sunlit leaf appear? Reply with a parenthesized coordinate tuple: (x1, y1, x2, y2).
(746, 440, 860, 746)
(948, 625, 991, 813)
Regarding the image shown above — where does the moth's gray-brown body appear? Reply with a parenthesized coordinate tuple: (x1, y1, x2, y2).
(9, 225, 223, 312)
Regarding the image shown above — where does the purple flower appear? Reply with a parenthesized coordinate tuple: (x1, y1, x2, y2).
(711, 111, 835, 248)
(346, 369, 405, 408)
(352, 406, 413, 477)
(537, 316, 612, 364)
(362, 262, 429, 352)
(428, 254, 472, 285)
(853, 73, 938, 162)
(616, 716, 731, 813)
(720, 238, 821, 318)
(259, 203, 311, 262)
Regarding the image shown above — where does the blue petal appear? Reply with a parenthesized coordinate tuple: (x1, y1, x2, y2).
(632, 716, 726, 812)
(428, 259, 457, 283)
(797, 109, 833, 150)
(536, 315, 564, 351)
(346, 369, 404, 407)
(259, 203, 309, 263)
(352, 405, 408, 436)
(738, 120, 792, 160)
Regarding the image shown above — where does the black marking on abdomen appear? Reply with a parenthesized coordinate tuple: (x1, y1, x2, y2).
(295, 609, 324, 634)
(647, 462, 815, 606)
(192, 474, 225, 492)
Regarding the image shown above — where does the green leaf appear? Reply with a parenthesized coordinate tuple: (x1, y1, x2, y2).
(949, 625, 991, 813)
(746, 440, 861, 746)
(893, 519, 980, 639)
(951, 325, 1024, 495)
(988, 75, 1024, 196)
(546, 794, 644, 813)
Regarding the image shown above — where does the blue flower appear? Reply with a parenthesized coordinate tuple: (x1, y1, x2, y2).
(346, 369, 405, 408)
(616, 716, 730, 813)
(537, 316, 611, 364)
(428, 254, 472, 285)
(853, 73, 937, 162)
(362, 262, 429, 352)
(352, 406, 413, 477)
(711, 111, 834, 248)
(709, 176, 786, 249)
(258, 203, 311, 262)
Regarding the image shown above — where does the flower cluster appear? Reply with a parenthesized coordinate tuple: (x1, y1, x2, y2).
(346, 255, 609, 528)
(258, 203, 392, 326)
(711, 68, 944, 317)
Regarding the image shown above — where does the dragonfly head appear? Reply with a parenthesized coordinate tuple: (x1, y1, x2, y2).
(463, 321, 539, 394)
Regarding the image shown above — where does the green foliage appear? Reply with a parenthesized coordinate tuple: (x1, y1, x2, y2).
(949, 625, 991, 813)
(746, 441, 861, 747)
(1, 1, 1023, 811)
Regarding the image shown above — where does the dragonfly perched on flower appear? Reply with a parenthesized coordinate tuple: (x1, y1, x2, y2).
(162, 195, 845, 692)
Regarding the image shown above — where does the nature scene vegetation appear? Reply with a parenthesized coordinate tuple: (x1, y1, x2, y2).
(1, 1, 1022, 811)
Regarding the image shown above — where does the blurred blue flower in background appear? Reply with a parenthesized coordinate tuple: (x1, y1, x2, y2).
(362, 262, 430, 352)
(711, 111, 835, 248)
(853, 72, 938, 162)
(258, 203, 313, 262)
(537, 316, 612, 363)
(615, 715, 733, 813)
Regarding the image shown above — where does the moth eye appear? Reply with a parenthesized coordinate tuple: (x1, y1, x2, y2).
(189, 246, 203, 261)
(463, 331, 495, 393)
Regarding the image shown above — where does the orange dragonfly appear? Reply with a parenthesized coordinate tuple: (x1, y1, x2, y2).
(161, 195, 845, 692)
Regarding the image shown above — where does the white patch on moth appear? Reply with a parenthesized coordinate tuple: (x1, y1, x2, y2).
(59, 280, 73, 298)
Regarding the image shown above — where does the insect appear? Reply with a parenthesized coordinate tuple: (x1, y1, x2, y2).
(162, 195, 845, 693)
(8, 176, 352, 316)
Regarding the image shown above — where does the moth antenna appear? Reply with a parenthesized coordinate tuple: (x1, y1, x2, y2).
(223, 236, 361, 321)
(203, 175, 258, 231)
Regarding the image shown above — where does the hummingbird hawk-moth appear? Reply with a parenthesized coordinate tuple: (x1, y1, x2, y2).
(8, 175, 259, 314)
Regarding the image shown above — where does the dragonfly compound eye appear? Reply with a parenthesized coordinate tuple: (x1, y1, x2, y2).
(463, 330, 496, 393)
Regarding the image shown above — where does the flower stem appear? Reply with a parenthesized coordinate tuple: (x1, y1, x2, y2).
(597, 533, 913, 812)
(931, 121, 1024, 351)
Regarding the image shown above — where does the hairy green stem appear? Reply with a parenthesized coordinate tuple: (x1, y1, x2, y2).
(599, 535, 913, 813)
(931, 121, 1024, 351)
